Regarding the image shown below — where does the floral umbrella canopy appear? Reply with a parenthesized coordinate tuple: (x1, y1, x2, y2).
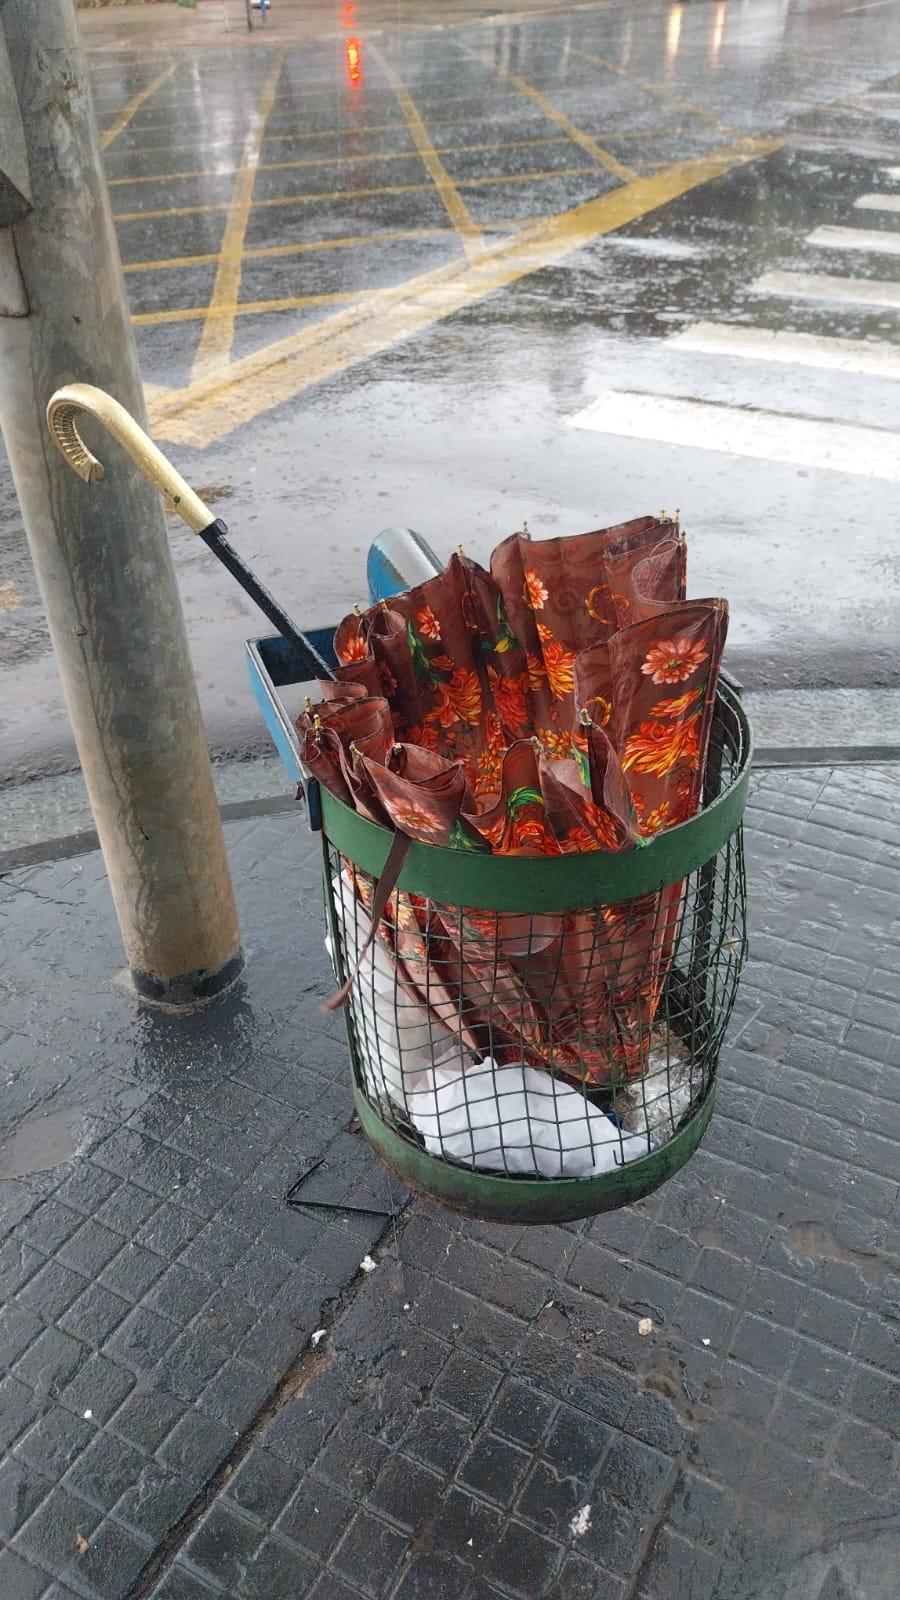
(299, 515, 728, 1089)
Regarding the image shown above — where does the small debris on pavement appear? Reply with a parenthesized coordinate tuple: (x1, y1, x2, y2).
(702, 1337, 711, 1346)
(82, 1409, 92, 1420)
(75, 1534, 90, 1554)
(360, 1255, 376, 1272)
(570, 1505, 592, 1537)
(310, 1328, 327, 1347)
(638, 1317, 653, 1336)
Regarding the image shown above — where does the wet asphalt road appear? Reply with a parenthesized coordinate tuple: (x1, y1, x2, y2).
(1, 0, 899, 782)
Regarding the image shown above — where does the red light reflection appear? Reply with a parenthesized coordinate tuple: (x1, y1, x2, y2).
(346, 37, 362, 85)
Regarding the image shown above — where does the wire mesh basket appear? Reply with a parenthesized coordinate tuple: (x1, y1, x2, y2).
(321, 684, 750, 1223)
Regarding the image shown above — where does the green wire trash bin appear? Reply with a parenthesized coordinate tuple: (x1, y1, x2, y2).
(322, 681, 751, 1225)
(42, 393, 750, 1226)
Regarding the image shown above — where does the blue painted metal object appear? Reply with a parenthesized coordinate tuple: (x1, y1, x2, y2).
(366, 527, 442, 603)
(246, 530, 441, 821)
(245, 629, 336, 826)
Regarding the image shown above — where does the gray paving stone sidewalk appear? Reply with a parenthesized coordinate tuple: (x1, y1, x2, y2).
(0, 765, 898, 1599)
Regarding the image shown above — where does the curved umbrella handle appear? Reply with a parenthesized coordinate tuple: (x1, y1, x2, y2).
(46, 383, 213, 533)
(46, 382, 336, 684)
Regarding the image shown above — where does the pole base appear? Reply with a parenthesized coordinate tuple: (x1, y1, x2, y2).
(128, 948, 245, 1010)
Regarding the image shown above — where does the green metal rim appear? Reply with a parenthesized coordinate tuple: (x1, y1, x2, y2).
(352, 1081, 716, 1224)
(321, 684, 752, 912)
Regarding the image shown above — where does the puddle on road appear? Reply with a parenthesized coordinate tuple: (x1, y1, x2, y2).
(0, 1106, 85, 1178)
(786, 1221, 894, 1286)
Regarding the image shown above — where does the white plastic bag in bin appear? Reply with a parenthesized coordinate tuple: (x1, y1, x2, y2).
(326, 875, 647, 1179)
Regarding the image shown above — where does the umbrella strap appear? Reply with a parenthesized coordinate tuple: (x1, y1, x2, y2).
(322, 829, 412, 1012)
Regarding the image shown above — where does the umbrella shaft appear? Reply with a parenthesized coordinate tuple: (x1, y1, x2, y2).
(199, 520, 334, 680)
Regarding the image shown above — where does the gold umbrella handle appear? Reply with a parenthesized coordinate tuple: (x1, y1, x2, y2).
(46, 383, 214, 533)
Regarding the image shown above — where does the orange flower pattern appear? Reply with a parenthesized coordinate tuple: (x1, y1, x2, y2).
(416, 604, 441, 641)
(651, 687, 703, 720)
(487, 667, 530, 736)
(508, 814, 559, 856)
(526, 652, 546, 692)
(543, 638, 576, 701)
(639, 801, 670, 837)
(337, 628, 368, 665)
(537, 727, 573, 759)
(426, 666, 482, 728)
(323, 533, 725, 892)
(387, 802, 447, 843)
(523, 568, 548, 609)
(406, 723, 439, 753)
(641, 636, 709, 685)
(582, 798, 624, 851)
(623, 714, 701, 779)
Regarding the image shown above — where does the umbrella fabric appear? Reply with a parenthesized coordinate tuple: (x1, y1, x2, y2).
(300, 517, 728, 1089)
(327, 870, 649, 1177)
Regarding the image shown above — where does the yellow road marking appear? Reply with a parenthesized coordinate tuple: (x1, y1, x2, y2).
(455, 39, 636, 183)
(104, 108, 670, 161)
(146, 138, 781, 448)
(106, 124, 411, 159)
(571, 45, 737, 136)
(99, 63, 178, 152)
(143, 380, 169, 410)
(192, 47, 288, 381)
(133, 291, 361, 327)
(113, 167, 594, 223)
(98, 82, 533, 140)
(123, 228, 457, 274)
(106, 133, 581, 188)
(370, 44, 483, 259)
(90, 71, 544, 109)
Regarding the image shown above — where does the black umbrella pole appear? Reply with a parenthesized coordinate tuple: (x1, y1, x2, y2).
(198, 520, 335, 682)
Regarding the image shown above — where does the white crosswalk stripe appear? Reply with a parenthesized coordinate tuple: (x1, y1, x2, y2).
(854, 193, 900, 212)
(667, 323, 900, 379)
(751, 270, 900, 308)
(807, 224, 900, 255)
(566, 394, 900, 483)
(564, 159, 899, 481)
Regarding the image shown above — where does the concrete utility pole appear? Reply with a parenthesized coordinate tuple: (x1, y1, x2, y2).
(0, 0, 243, 1005)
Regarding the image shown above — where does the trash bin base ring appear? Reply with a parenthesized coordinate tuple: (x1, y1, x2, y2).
(352, 1079, 715, 1225)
